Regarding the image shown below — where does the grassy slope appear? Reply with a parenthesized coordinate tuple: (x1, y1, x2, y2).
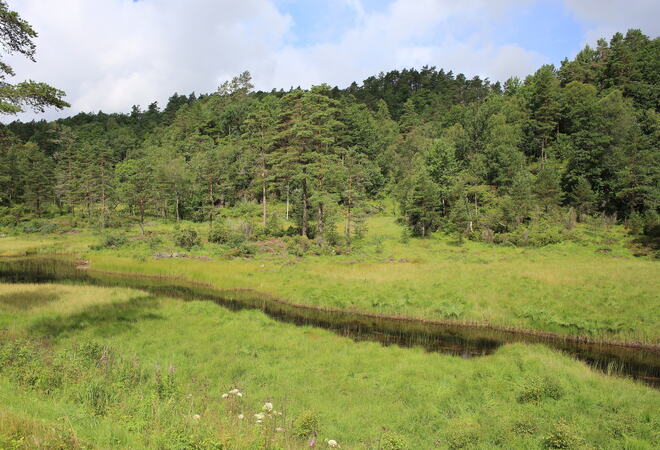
(0, 283, 659, 449)
(5, 214, 652, 342)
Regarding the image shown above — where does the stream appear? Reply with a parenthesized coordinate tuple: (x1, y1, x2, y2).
(1, 256, 658, 388)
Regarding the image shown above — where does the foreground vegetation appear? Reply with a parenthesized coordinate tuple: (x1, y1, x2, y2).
(1, 282, 659, 449)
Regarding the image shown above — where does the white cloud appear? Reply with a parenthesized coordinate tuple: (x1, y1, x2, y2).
(563, 0, 660, 44)
(5, 0, 656, 122)
(266, 0, 545, 90)
(7, 0, 291, 121)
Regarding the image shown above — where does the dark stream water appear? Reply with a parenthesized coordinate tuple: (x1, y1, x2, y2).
(1, 256, 658, 388)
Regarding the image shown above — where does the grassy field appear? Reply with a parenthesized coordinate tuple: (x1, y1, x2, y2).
(3, 213, 656, 343)
(1, 282, 658, 449)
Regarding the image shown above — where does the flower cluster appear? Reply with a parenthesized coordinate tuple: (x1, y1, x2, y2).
(254, 401, 282, 424)
(221, 388, 243, 399)
(327, 439, 340, 448)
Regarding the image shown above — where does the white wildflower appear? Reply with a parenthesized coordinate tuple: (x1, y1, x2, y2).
(327, 439, 340, 448)
(193, 414, 201, 420)
(229, 388, 240, 395)
(275, 427, 286, 433)
(256, 419, 263, 424)
(262, 402, 273, 412)
(238, 413, 244, 420)
(254, 413, 265, 420)
(236, 392, 243, 397)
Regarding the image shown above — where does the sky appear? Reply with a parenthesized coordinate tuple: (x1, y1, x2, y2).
(4, 0, 660, 122)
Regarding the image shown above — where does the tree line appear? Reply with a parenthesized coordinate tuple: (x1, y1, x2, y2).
(1, 29, 658, 244)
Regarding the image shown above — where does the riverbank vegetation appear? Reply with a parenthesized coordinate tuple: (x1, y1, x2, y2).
(1, 212, 658, 344)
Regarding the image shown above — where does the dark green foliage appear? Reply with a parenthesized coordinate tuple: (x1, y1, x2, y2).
(175, 227, 200, 250)
(0, 1, 69, 115)
(92, 232, 128, 249)
(208, 223, 232, 244)
(223, 242, 255, 258)
(19, 219, 58, 234)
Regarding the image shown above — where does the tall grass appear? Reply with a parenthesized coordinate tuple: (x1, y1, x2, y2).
(2, 256, 658, 385)
(0, 282, 658, 448)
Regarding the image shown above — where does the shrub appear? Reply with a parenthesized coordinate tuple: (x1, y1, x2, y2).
(91, 233, 128, 250)
(175, 227, 200, 250)
(518, 377, 564, 403)
(265, 213, 284, 237)
(19, 220, 58, 234)
(0, 205, 29, 227)
(287, 235, 313, 257)
(563, 208, 577, 230)
(400, 228, 410, 244)
(293, 410, 320, 439)
(208, 224, 232, 244)
(381, 431, 408, 450)
(372, 235, 385, 254)
(76, 341, 107, 365)
(231, 201, 261, 218)
(237, 219, 254, 241)
(481, 228, 495, 244)
(223, 242, 255, 258)
(511, 419, 537, 436)
(543, 419, 583, 449)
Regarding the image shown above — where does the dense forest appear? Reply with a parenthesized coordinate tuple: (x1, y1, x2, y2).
(1, 29, 658, 245)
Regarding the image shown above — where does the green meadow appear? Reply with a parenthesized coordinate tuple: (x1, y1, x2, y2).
(1, 281, 659, 449)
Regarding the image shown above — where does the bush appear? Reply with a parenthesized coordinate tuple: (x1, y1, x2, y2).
(223, 242, 255, 258)
(265, 213, 284, 237)
(0, 205, 29, 227)
(518, 377, 563, 403)
(543, 419, 583, 449)
(175, 227, 200, 250)
(91, 233, 128, 250)
(19, 220, 58, 234)
(293, 410, 320, 439)
(287, 235, 313, 257)
(208, 224, 231, 244)
(228, 201, 260, 218)
(381, 431, 408, 450)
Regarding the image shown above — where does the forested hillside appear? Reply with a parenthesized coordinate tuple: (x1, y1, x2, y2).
(1, 29, 658, 245)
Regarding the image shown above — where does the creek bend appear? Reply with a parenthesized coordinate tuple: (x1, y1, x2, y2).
(1, 256, 658, 388)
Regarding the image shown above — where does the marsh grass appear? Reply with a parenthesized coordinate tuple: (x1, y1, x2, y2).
(1, 256, 658, 385)
(0, 282, 658, 448)
(49, 216, 656, 344)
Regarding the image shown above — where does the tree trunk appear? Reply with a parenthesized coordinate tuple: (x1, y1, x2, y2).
(262, 179, 267, 228)
(301, 178, 308, 237)
(286, 183, 290, 220)
(318, 203, 324, 237)
(175, 194, 180, 222)
(208, 182, 214, 227)
(100, 174, 106, 229)
(139, 200, 145, 235)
